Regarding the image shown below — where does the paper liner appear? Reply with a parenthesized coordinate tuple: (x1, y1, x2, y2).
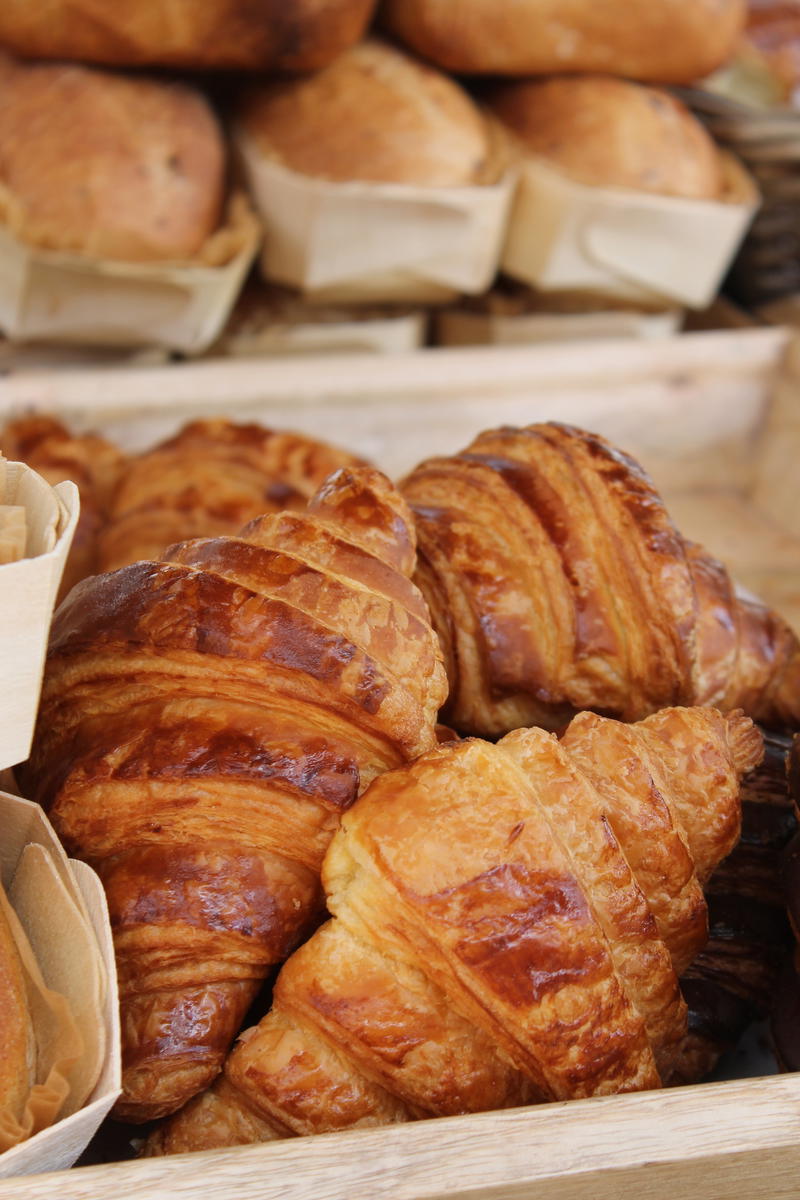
(10, 846, 106, 1118)
(500, 149, 760, 309)
(0, 791, 120, 1178)
(0, 506, 25, 563)
(234, 125, 516, 305)
(0, 884, 81, 1154)
(0, 465, 78, 771)
(0, 192, 261, 354)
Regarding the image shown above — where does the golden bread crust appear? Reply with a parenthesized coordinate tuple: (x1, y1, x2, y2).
(381, 0, 746, 83)
(235, 39, 493, 187)
(0, 55, 225, 261)
(22, 465, 447, 1122)
(0, 0, 377, 71)
(488, 76, 723, 199)
(146, 707, 758, 1154)
(401, 422, 800, 736)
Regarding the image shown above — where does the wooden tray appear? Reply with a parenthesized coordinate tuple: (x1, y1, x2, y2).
(0, 325, 799, 1198)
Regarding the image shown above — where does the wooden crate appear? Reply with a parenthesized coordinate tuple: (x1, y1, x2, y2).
(0, 325, 799, 1199)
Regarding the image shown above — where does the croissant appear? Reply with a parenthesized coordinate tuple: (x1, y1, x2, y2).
(401, 422, 800, 737)
(20, 465, 447, 1122)
(146, 704, 762, 1156)
(97, 418, 366, 572)
(0, 414, 127, 596)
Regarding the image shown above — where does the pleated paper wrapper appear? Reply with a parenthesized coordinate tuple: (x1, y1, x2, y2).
(0, 191, 261, 355)
(0, 790, 120, 1178)
(234, 126, 517, 306)
(500, 149, 760, 309)
(0, 459, 78, 771)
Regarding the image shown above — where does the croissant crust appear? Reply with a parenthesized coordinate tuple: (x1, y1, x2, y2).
(22, 465, 447, 1122)
(146, 704, 760, 1155)
(401, 422, 800, 736)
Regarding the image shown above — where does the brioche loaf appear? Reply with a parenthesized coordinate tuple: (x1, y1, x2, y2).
(488, 76, 724, 200)
(381, 0, 746, 83)
(0, 0, 377, 71)
(234, 38, 494, 187)
(0, 55, 225, 262)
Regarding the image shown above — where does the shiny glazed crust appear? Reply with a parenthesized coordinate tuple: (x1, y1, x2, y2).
(0, 0, 377, 71)
(401, 422, 800, 736)
(145, 706, 761, 1154)
(97, 419, 366, 571)
(1, 415, 128, 597)
(21, 465, 447, 1122)
(381, 0, 746, 83)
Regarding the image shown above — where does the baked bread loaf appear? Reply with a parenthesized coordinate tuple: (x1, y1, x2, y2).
(0, 0, 377, 72)
(146, 706, 761, 1154)
(1, 416, 128, 596)
(234, 38, 495, 187)
(21, 465, 447, 1122)
(97, 419, 367, 572)
(487, 76, 723, 199)
(0, 887, 34, 1143)
(380, 0, 746, 83)
(0, 55, 225, 262)
(401, 422, 800, 736)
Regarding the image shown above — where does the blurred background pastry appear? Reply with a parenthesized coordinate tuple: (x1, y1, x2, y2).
(380, 0, 747, 83)
(0, 0, 377, 71)
(487, 75, 725, 200)
(0, 54, 226, 263)
(233, 37, 497, 188)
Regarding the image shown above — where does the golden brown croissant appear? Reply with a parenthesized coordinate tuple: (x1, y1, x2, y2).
(0, 414, 127, 596)
(20, 465, 447, 1123)
(146, 705, 761, 1156)
(97, 418, 366, 572)
(401, 422, 800, 737)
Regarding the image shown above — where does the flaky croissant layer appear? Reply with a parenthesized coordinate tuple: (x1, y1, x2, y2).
(21, 465, 447, 1122)
(146, 704, 761, 1156)
(401, 422, 800, 736)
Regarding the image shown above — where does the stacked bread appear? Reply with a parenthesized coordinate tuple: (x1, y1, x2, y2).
(0, 0, 759, 353)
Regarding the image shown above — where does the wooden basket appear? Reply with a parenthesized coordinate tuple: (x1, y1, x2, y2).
(0, 324, 798, 1198)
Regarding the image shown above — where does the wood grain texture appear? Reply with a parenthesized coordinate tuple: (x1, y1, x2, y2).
(2, 1074, 800, 1199)
(0, 328, 787, 484)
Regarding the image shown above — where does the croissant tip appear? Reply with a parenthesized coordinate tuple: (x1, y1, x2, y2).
(723, 709, 765, 778)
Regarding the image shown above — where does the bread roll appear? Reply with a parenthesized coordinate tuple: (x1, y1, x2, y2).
(0, 888, 34, 1136)
(0, 0, 377, 72)
(488, 76, 723, 200)
(234, 38, 494, 187)
(381, 0, 746, 83)
(0, 55, 225, 262)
